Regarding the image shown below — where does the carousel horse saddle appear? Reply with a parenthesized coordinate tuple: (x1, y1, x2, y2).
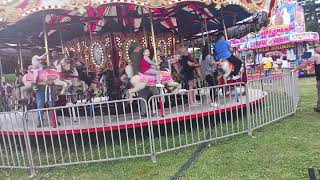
(138, 71, 172, 84)
(223, 60, 235, 70)
(26, 67, 63, 82)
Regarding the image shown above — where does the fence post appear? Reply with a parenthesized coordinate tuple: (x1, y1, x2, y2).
(294, 74, 299, 112)
(147, 98, 156, 163)
(21, 106, 36, 176)
(245, 84, 252, 136)
(290, 72, 299, 113)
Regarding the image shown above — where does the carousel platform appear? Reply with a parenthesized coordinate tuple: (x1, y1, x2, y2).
(0, 89, 266, 136)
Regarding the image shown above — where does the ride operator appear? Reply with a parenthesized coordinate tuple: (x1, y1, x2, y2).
(295, 43, 320, 113)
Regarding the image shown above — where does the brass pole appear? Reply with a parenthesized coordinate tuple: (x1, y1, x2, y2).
(221, 11, 228, 40)
(59, 30, 65, 54)
(86, 24, 94, 75)
(150, 13, 158, 66)
(143, 22, 148, 47)
(43, 17, 50, 66)
(201, 21, 205, 45)
(141, 7, 148, 47)
(204, 17, 210, 46)
(18, 42, 23, 72)
(172, 32, 176, 54)
(0, 56, 3, 86)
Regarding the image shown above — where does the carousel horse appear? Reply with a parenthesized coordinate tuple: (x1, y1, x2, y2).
(54, 57, 88, 93)
(20, 57, 71, 101)
(217, 61, 246, 102)
(125, 64, 180, 99)
(218, 60, 246, 84)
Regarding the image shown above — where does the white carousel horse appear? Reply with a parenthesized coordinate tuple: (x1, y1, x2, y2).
(20, 56, 72, 101)
(218, 60, 245, 82)
(54, 57, 88, 93)
(124, 64, 180, 99)
(217, 60, 245, 103)
(21, 68, 71, 100)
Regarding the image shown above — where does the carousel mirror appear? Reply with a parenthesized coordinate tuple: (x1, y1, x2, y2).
(91, 42, 105, 67)
(158, 40, 167, 57)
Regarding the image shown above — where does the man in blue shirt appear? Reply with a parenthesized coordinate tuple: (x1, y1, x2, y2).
(214, 32, 242, 80)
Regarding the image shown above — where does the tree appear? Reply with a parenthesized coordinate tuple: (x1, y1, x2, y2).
(298, 0, 320, 34)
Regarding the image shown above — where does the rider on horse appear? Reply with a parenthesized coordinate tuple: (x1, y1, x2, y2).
(140, 48, 164, 88)
(31, 53, 47, 89)
(214, 32, 242, 80)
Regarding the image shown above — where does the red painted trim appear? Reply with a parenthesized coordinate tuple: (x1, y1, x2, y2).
(0, 96, 265, 136)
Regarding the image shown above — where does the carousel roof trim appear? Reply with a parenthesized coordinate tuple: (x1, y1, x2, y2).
(0, 0, 276, 23)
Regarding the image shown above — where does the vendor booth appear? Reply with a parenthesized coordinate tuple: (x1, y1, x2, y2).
(230, 0, 319, 78)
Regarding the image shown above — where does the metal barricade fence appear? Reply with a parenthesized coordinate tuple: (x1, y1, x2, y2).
(0, 111, 31, 169)
(0, 74, 299, 173)
(247, 74, 298, 130)
(1, 98, 152, 171)
(147, 82, 249, 155)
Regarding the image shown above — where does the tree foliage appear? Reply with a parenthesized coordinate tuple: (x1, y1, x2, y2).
(299, 0, 320, 33)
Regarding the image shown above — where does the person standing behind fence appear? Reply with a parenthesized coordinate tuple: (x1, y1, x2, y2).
(202, 45, 220, 107)
(281, 56, 291, 74)
(294, 44, 320, 113)
(35, 85, 59, 128)
(262, 54, 273, 77)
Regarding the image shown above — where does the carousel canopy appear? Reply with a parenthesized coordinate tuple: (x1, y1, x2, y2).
(0, 0, 276, 47)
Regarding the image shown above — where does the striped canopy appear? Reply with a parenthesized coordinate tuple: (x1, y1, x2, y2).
(0, 0, 277, 46)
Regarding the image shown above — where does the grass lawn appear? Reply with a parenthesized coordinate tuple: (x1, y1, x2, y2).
(0, 78, 319, 179)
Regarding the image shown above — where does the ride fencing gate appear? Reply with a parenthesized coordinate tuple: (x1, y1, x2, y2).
(0, 74, 299, 174)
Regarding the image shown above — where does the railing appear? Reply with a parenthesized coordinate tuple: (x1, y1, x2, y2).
(0, 74, 299, 175)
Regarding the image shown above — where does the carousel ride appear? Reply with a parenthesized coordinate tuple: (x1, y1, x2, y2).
(0, 0, 275, 134)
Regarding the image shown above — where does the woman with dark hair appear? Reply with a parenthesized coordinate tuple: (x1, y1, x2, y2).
(180, 47, 200, 105)
(200, 45, 209, 80)
(202, 45, 220, 107)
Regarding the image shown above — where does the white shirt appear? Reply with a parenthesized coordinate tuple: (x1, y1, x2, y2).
(32, 55, 44, 68)
(282, 60, 290, 69)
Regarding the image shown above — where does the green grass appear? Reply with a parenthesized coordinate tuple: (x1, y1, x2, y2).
(2, 74, 16, 84)
(184, 78, 320, 179)
(0, 78, 319, 179)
